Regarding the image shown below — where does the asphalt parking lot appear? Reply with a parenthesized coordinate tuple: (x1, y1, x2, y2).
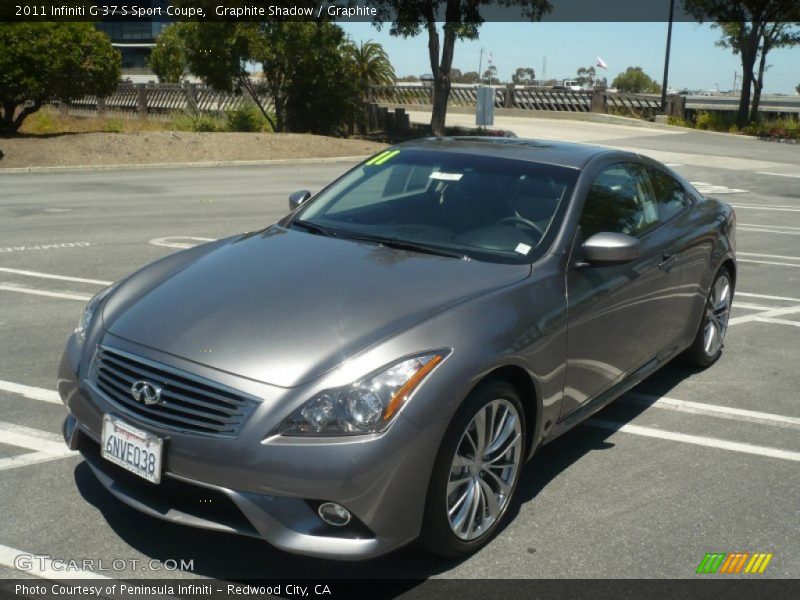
(0, 121, 798, 583)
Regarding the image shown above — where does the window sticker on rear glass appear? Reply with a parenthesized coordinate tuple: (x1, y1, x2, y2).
(429, 172, 463, 181)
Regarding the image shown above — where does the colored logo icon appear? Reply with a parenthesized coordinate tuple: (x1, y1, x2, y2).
(696, 552, 773, 574)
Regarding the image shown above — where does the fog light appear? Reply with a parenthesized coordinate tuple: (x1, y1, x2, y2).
(318, 502, 351, 527)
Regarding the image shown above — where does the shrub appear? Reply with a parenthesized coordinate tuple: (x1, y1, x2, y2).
(170, 113, 224, 132)
(742, 117, 799, 140)
(667, 116, 691, 128)
(225, 106, 270, 132)
(694, 110, 736, 132)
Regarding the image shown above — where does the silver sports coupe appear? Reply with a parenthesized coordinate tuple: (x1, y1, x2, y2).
(59, 137, 736, 559)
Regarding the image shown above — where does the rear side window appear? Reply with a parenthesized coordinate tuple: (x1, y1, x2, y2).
(580, 163, 659, 238)
(648, 168, 690, 222)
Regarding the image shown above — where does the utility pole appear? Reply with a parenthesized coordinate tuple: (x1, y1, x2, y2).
(660, 0, 675, 112)
(478, 48, 485, 83)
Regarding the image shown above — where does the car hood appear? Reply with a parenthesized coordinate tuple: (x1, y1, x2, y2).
(103, 227, 530, 387)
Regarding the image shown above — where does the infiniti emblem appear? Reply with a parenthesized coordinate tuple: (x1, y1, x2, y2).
(130, 380, 164, 406)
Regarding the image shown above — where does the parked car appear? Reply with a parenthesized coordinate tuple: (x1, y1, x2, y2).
(59, 137, 736, 559)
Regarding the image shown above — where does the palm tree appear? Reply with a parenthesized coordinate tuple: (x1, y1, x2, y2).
(346, 40, 396, 104)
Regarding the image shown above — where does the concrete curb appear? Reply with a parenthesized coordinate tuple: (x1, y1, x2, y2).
(0, 155, 371, 175)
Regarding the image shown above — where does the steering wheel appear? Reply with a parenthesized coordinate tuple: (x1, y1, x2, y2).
(496, 215, 545, 238)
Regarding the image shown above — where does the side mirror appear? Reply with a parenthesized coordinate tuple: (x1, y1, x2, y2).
(581, 232, 641, 264)
(288, 190, 311, 211)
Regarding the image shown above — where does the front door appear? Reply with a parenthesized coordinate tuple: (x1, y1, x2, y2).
(560, 162, 681, 418)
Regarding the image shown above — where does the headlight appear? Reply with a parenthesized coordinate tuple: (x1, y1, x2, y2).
(280, 352, 447, 436)
(75, 284, 117, 344)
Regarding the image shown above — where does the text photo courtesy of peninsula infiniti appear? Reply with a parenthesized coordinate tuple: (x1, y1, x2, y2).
(58, 137, 735, 559)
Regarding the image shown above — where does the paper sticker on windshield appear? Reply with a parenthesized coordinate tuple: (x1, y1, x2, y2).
(515, 243, 531, 255)
(429, 172, 463, 181)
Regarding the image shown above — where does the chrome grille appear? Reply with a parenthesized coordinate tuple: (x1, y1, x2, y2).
(92, 346, 258, 437)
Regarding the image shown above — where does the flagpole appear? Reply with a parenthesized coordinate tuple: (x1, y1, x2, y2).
(660, 0, 675, 112)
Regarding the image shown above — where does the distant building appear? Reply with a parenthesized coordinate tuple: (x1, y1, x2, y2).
(95, 1, 168, 78)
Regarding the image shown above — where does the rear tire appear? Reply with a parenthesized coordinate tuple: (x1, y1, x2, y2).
(419, 380, 526, 557)
(682, 267, 733, 368)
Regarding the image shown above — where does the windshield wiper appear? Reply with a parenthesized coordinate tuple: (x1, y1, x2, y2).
(341, 233, 469, 260)
(291, 219, 338, 237)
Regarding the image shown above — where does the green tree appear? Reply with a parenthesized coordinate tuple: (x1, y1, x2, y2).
(482, 65, 500, 85)
(683, 0, 800, 126)
(175, 22, 357, 134)
(370, 0, 551, 135)
(345, 40, 396, 103)
(511, 67, 536, 84)
(283, 24, 359, 135)
(149, 23, 188, 83)
(612, 66, 662, 93)
(0, 23, 120, 133)
(796, 82, 800, 94)
(576, 66, 596, 87)
(452, 70, 481, 84)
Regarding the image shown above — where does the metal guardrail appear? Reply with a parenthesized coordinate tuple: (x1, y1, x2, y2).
(58, 82, 800, 121)
(63, 82, 274, 119)
(370, 84, 664, 117)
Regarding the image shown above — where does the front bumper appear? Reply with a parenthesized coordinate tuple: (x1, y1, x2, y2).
(59, 336, 446, 560)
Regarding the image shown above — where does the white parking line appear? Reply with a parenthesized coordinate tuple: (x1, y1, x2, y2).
(738, 252, 800, 268)
(757, 172, 800, 179)
(0, 285, 91, 301)
(729, 304, 800, 326)
(739, 252, 800, 261)
(738, 259, 800, 268)
(0, 267, 111, 286)
(732, 302, 779, 311)
(738, 223, 800, 237)
(623, 392, 800, 429)
(0, 544, 107, 579)
(586, 419, 800, 462)
(729, 205, 800, 213)
(0, 422, 69, 454)
(0, 421, 75, 472)
(737, 291, 800, 303)
(0, 380, 61, 404)
(755, 317, 800, 328)
(690, 182, 747, 194)
(150, 236, 215, 249)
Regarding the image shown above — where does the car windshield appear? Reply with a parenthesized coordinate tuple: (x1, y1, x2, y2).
(293, 148, 578, 264)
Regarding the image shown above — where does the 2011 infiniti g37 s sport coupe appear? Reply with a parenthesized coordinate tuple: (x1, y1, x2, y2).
(59, 137, 735, 559)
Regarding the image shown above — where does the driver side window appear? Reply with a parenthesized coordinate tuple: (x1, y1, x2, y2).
(580, 163, 659, 239)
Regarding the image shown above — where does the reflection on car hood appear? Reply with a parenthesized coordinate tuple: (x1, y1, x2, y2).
(103, 226, 530, 387)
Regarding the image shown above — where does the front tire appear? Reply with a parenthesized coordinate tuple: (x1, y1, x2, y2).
(419, 380, 526, 557)
(682, 267, 733, 368)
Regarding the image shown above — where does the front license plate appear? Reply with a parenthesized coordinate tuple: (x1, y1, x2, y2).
(101, 415, 163, 484)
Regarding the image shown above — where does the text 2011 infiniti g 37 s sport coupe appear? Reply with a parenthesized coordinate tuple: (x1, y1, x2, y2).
(59, 137, 735, 559)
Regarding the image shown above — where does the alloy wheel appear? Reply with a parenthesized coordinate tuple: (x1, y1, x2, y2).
(446, 398, 523, 541)
(704, 273, 731, 357)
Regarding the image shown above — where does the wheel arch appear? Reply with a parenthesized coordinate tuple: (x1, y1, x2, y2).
(720, 258, 736, 289)
(471, 364, 541, 460)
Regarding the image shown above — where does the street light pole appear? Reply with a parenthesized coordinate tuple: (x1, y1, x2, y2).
(660, 0, 676, 112)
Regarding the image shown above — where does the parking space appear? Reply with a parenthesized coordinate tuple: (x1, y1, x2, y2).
(0, 128, 798, 582)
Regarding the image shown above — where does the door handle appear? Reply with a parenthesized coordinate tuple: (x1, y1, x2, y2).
(659, 252, 677, 271)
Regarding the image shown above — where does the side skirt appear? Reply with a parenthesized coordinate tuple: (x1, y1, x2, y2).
(543, 346, 683, 445)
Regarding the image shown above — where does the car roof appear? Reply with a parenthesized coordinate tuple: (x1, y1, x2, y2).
(395, 136, 633, 169)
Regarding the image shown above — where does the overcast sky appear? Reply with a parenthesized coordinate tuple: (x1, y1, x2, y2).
(340, 22, 800, 94)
